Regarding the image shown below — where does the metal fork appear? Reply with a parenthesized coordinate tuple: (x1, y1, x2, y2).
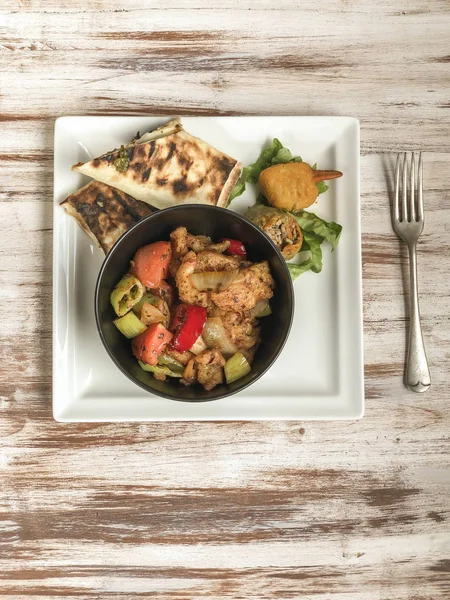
(393, 152, 431, 392)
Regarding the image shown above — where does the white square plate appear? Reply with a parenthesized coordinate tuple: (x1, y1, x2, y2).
(53, 116, 363, 421)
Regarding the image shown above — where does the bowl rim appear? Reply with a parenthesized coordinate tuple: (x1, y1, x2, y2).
(94, 204, 295, 402)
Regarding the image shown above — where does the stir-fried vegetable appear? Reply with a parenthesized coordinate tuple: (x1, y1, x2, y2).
(249, 299, 272, 318)
(190, 335, 207, 355)
(138, 361, 182, 378)
(113, 311, 147, 338)
(202, 317, 238, 356)
(152, 280, 176, 307)
(190, 270, 238, 293)
(224, 352, 251, 384)
(110, 274, 145, 317)
(158, 353, 185, 374)
(113, 145, 130, 172)
(132, 323, 173, 366)
(140, 302, 168, 328)
(131, 291, 160, 317)
(131, 241, 172, 288)
(109, 227, 277, 391)
(170, 304, 207, 353)
(219, 238, 247, 259)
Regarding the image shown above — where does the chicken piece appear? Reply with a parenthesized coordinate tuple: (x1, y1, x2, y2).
(175, 251, 210, 307)
(181, 357, 198, 386)
(205, 241, 230, 253)
(195, 250, 242, 272)
(170, 229, 233, 278)
(211, 261, 274, 312)
(170, 227, 191, 258)
(170, 227, 230, 258)
(169, 256, 181, 278)
(195, 349, 226, 391)
(165, 348, 194, 366)
(150, 281, 176, 308)
(175, 249, 243, 307)
(150, 298, 170, 328)
(209, 307, 261, 351)
(189, 235, 215, 253)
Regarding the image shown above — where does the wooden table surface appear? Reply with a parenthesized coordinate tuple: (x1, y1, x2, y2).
(1, 1, 449, 598)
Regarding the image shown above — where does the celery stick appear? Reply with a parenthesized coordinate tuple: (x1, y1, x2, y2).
(158, 354, 184, 374)
(138, 360, 182, 378)
(113, 312, 147, 339)
(258, 303, 272, 317)
(224, 352, 251, 384)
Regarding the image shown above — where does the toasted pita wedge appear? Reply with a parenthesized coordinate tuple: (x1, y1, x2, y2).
(72, 118, 242, 209)
(61, 181, 153, 253)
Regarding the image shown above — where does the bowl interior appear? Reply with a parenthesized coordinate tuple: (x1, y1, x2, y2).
(95, 206, 294, 401)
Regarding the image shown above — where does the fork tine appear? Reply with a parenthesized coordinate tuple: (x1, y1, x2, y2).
(418, 152, 424, 222)
(410, 152, 416, 221)
(394, 154, 400, 221)
(402, 152, 408, 221)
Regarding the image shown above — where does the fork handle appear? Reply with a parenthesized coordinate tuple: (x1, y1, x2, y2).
(405, 243, 431, 392)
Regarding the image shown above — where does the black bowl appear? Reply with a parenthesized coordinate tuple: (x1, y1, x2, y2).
(95, 205, 294, 402)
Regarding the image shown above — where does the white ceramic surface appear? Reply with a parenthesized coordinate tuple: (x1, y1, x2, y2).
(53, 116, 363, 421)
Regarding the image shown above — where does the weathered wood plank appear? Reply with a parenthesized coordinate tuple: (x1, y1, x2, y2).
(1, 4, 449, 150)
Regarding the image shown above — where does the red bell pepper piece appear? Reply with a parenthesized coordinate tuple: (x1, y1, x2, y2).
(219, 238, 247, 259)
(170, 304, 207, 353)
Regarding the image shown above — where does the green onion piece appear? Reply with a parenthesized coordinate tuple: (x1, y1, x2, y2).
(138, 360, 182, 378)
(113, 312, 147, 338)
(110, 274, 145, 317)
(158, 354, 185, 374)
(224, 352, 251, 384)
(258, 303, 272, 317)
(131, 292, 160, 317)
(250, 299, 272, 318)
(114, 145, 130, 172)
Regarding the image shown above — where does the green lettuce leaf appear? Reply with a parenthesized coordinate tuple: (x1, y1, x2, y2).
(227, 140, 342, 282)
(316, 181, 329, 195)
(227, 166, 251, 203)
(247, 138, 283, 181)
(228, 137, 332, 204)
(288, 231, 323, 280)
(271, 147, 292, 164)
(292, 210, 342, 251)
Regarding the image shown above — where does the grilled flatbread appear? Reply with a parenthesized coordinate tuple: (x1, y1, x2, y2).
(72, 118, 242, 210)
(61, 181, 153, 253)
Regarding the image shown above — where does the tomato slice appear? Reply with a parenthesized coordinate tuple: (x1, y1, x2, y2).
(131, 241, 172, 288)
(132, 323, 173, 366)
